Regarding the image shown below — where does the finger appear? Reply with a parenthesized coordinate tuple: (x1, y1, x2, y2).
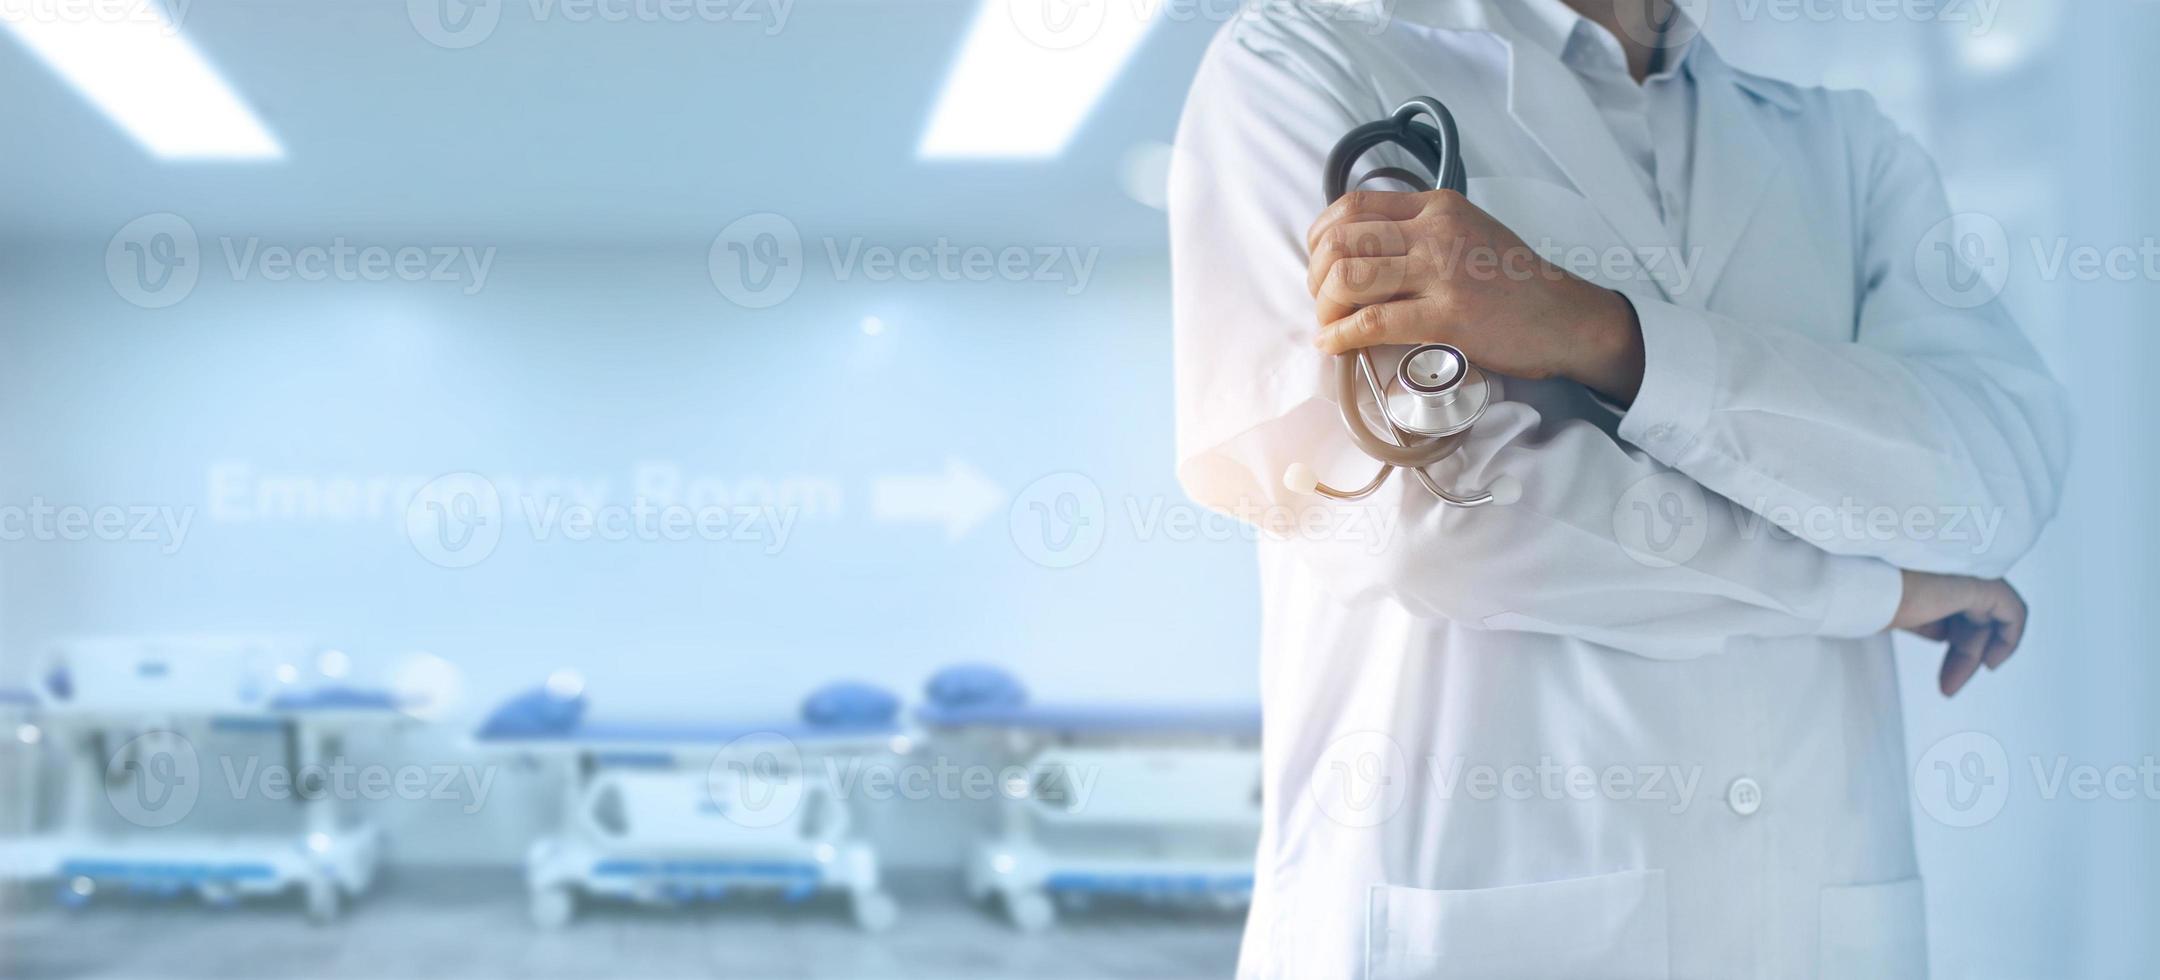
(1308, 191, 1428, 252)
(1315, 257, 1418, 324)
(1308, 221, 1413, 296)
(1909, 620, 1951, 642)
(1939, 618, 1988, 697)
(1316, 300, 1434, 355)
(1982, 586, 2027, 670)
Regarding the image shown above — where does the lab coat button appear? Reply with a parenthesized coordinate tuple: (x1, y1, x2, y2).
(1648, 423, 1672, 442)
(1727, 777, 1763, 816)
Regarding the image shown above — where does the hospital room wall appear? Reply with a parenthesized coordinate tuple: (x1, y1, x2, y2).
(0, 243, 1261, 864)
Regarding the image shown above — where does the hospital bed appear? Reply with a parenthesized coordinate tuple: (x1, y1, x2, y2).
(474, 678, 905, 931)
(2, 687, 39, 837)
(915, 665, 1262, 931)
(0, 637, 408, 921)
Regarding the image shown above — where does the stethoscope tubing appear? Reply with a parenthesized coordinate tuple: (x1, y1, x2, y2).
(1311, 97, 1496, 507)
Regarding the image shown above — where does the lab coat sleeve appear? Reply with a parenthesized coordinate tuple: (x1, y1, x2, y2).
(1613, 96, 2074, 578)
(1170, 18, 1903, 660)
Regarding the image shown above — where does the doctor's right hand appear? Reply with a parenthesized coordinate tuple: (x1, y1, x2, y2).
(1890, 571, 2028, 697)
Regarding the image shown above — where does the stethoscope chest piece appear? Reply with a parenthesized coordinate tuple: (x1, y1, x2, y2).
(1385, 343, 1489, 437)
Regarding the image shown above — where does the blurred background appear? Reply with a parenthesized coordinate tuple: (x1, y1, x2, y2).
(0, 0, 2153, 977)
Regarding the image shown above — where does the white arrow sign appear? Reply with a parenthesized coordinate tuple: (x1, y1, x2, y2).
(871, 458, 1006, 540)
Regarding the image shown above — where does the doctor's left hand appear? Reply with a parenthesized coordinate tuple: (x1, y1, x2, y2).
(1306, 189, 1644, 400)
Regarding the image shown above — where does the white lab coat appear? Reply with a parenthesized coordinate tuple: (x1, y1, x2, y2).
(1167, 2, 2072, 978)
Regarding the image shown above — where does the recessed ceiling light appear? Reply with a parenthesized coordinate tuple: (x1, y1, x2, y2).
(918, 0, 1162, 159)
(2, 6, 282, 159)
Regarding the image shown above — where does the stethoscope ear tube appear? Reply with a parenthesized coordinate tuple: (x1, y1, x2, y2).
(1320, 98, 1466, 204)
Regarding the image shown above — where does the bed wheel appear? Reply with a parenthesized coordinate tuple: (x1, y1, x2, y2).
(305, 877, 343, 924)
(851, 889, 898, 932)
(1006, 889, 1055, 932)
(530, 884, 576, 929)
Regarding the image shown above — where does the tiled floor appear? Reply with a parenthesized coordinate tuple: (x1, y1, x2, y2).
(0, 868, 1244, 979)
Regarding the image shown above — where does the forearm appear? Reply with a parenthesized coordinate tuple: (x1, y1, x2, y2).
(1211, 397, 1903, 660)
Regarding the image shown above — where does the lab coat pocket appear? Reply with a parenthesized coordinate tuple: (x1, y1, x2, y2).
(1364, 869, 1669, 980)
(1819, 877, 1928, 980)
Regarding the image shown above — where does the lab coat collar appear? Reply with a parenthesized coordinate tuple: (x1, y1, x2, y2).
(1492, 0, 1581, 57)
(1382, 1, 1790, 303)
(1679, 41, 1785, 304)
(1497, 0, 1699, 81)
(1485, 4, 1686, 299)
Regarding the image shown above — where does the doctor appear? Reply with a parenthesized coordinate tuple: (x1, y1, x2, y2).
(1169, 1, 2071, 978)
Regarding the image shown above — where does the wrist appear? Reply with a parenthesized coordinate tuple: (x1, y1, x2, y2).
(1891, 569, 1920, 629)
(1565, 284, 1645, 403)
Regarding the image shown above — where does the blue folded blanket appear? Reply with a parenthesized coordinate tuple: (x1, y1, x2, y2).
(923, 664, 1027, 711)
(800, 681, 899, 728)
(480, 679, 902, 740)
(477, 686, 588, 738)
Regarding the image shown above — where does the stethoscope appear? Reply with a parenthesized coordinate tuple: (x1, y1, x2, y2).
(1282, 96, 1520, 508)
